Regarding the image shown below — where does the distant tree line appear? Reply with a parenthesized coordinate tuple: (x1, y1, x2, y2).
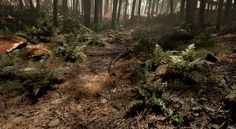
(0, 0, 236, 30)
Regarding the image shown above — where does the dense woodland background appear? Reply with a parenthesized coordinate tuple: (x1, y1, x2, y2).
(0, 0, 236, 129)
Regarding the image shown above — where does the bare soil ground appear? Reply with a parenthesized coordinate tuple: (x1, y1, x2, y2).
(0, 31, 236, 129)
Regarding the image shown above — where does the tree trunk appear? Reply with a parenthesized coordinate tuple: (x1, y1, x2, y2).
(104, 0, 109, 14)
(117, 0, 122, 22)
(131, 0, 137, 19)
(18, 0, 24, 9)
(36, 0, 40, 11)
(147, 0, 152, 18)
(155, 0, 160, 15)
(233, 0, 236, 21)
(216, 0, 224, 30)
(94, 0, 100, 31)
(53, 0, 58, 26)
(138, 0, 142, 19)
(185, 0, 195, 25)
(199, 0, 206, 27)
(169, 0, 174, 16)
(62, 0, 68, 18)
(223, 0, 232, 25)
(84, 0, 91, 27)
(124, 0, 128, 20)
(99, 0, 103, 20)
(112, 0, 118, 27)
(29, 0, 34, 10)
(151, 0, 156, 17)
(180, 0, 186, 19)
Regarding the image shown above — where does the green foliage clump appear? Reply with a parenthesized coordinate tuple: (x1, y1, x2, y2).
(0, 53, 14, 70)
(128, 44, 217, 126)
(53, 34, 87, 63)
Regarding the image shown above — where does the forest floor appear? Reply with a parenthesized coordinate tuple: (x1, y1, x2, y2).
(0, 29, 236, 129)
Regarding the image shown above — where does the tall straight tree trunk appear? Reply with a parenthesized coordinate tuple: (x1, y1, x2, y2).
(36, 0, 40, 10)
(112, 0, 118, 27)
(223, 0, 232, 25)
(104, 0, 109, 14)
(138, 0, 142, 19)
(18, 0, 24, 9)
(155, 0, 160, 15)
(185, 0, 194, 25)
(216, 0, 224, 30)
(117, 0, 122, 22)
(131, 0, 137, 19)
(147, 0, 152, 18)
(99, 0, 103, 20)
(233, 0, 236, 20)
(29, 0, 34, 10)
(94, 0, 100, 31)
(75, 0, 79, 16)
(180, 0, 186, 19)
(62, 0, 68, 18)
(160, 0, 164, 14)
(151, 0, 156, 17)
(53, 0, 58, 26)
(199, 0, 206, 27)
(124, 0, 128, 20)
(169, 0, 174, 16)
(84, 0, 91, 27)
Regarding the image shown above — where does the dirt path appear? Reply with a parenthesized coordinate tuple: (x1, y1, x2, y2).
(0, 30, 138, 129)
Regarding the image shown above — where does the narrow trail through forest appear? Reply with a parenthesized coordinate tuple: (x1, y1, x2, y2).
(0, 30, 138, 129)
(1, 30, 236, 129)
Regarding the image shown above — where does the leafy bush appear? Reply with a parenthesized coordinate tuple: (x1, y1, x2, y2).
(0, 53, 14, 70)
(53, 34, 87, 63)
(128, 44, 218, 122)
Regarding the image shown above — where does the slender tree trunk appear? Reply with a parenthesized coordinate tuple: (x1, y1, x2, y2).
(169, 0, 174, 16)
(185, 0, 194, 25)
(223, 0, 232, 25)
(216, 0, 224, 30)
(160, 0, 164, 14)
(29, 0, 34, 10)
(147, 0, 152, 18)
(99, 0, 103, 20)
(180, 0, 186, 19)
(199, 0, 206, 28)
(233, 0, 236, 21)
(124, 0, 128, 20)
(104, 0, 109, 14)
(75, 0, 79, 16)
(94, 0, 100, 31)
(36, 0, 40, 11)
(155, 0, 160, 15)
(53, 0, 58, 26)
(117, 0, 122, 22)
(138, 0, 142, 19)
(151, 0, 156, 17)
(112, 0, 118, 27)
(84, 0, 91, 27)
(62, 0, 68, 18)
(18, 0, 24, 9)
(131, 0, 137, 19)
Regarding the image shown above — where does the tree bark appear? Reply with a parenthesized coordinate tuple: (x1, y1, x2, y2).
(138, 0, 142, 19)
(29, 0, 34, 10)
(216, 0, 224, 30)
(62, 0, 68, 18)
(185, 0, 195, 25)
(233, 0, 236, 20)
(131, 0, 137, 19)
(84, 0, 91, 27)
(18, 0, 24, 9)
(169, 0, 174, 16)
(223, 0, 232, 25)
(112, 0, 118, 27)
(117, 0, 122, 22)
(124, 0, 128, 20)
(36, 0, 40, 11)
(94, 0, 100, 31)
(155, 0, 160, 15)
(199, 0, 206, 28)
(180, 0, 186, 19)
(151, 0, 156, 17)
(104, 0, 109, 14)
(53, 0, 58, 26)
